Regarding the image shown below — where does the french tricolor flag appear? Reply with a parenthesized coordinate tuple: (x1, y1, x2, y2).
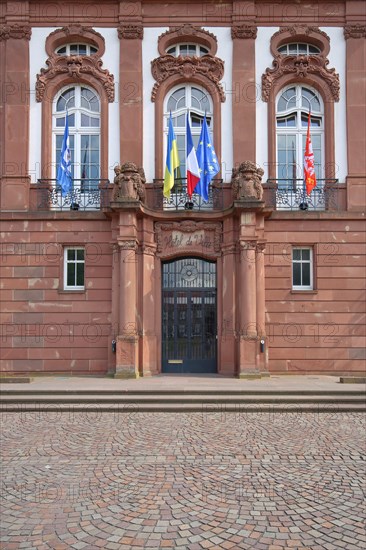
(186, 114, 200, 198)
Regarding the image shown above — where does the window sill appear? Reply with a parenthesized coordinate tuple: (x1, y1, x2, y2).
(291, 290, 318, 294)
(58, 289, 86, 294)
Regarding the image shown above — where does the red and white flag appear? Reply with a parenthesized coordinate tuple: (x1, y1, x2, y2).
(304, 111, 317, 195)
(186, 114, 200, 198)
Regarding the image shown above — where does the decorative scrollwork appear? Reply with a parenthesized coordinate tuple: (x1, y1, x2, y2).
(231, 25, 257, 39)
(36, 54, 115, 102)
(344, 25, 366, 39)
(118, 25, 144, 40)
(151, 54, 225, 102)
(261, 54, 340, 102)
(0, 24, 31, 40)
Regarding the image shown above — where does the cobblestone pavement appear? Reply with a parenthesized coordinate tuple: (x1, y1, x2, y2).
(1, 410, 365, 550)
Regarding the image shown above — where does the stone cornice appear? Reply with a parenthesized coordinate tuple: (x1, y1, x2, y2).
(0, 24, 31, 41)
(151, 54, 225, 102)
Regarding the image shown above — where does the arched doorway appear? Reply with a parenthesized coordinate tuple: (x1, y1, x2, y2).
(162, 257, 217, 373)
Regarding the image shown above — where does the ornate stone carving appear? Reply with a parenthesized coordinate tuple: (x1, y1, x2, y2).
(256, 242, 266, 253)
(141, 244, 156, 256)
(45, 25, 105, 57)
(344, 25, 366, 39)
(151, 54, 225, 102)
(231, 25, 257, 39)
(158, 24, 218, 56)
(36, 54, 115, 102)
(118, 25, 144, 40)
(155, 221, 222, 255)
(261, 54, 340, 102)
(239, 240, 258, 251)
(232, 161, 264, 201)
(118, 240, 138, 250)
(0, 24, 32, 40)
(113, 162, 146, 202)
(270, 26, 330, 58)
(272, 26, 330, 41)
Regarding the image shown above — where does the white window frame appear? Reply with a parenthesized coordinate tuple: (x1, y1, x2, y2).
(64, 247, 85, 290)
(292, 247, 313, 290)
(166, 43, 209, 57)
(278, 43, 321, 56)
(52, 85, 101, 183)
(56, 43, 98, 56)
(276, 84, 324, 184)
(164, 84, 213, 175)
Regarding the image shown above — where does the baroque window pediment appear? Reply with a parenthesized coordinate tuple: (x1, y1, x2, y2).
(262, 26, 339, 103)
(151, 54, 225, 102)
(36, 26, 114, 103)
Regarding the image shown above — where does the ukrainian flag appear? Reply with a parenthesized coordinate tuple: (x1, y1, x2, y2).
(163, 113, 180, 198)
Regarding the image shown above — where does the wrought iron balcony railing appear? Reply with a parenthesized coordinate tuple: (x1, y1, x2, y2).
(265, 179, 340, 211)
(150, 178, 224, 211)
(35, 180, 110, 211)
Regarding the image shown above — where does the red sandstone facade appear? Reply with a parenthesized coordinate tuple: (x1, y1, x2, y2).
(0, 1, 365, 377)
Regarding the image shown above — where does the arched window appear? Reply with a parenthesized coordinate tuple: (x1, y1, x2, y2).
(166, 44, 209, 57)
(276, 85, 324, 189)
(278, 43, 321, 56)
(56, 43, 98, 56)
(53, 85, 100, 190)
(164, 85, 213, 176)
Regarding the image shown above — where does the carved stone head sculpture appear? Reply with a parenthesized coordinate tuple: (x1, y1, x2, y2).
(113, 162, 146, 202)
(232, 161, 264, 201)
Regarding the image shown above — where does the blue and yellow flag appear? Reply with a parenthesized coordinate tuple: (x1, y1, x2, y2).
(163, 113, 180, 198)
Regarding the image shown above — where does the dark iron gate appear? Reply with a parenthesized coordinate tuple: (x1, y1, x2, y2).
(162, 258, 217, 373)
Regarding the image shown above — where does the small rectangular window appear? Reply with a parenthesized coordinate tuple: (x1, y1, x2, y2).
(292, 247, 313, 290)
(64, 247, 85, 290)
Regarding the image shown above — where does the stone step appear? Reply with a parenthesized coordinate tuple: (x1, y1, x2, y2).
(1, 402, 365, 413)
(1, 392, 365, 403)
(1, 389, 365, 396)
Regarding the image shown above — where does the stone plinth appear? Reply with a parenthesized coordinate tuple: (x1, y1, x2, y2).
(115, 335, 139, 379)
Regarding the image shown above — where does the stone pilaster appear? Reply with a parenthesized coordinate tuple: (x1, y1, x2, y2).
(115, 238, 139, 378)
(231, 1, 257, 166)
(344, 24, 366, 211)
(118, 1, 143, 166)
(0, 23, 31, 210)
(238, 240, 259, 378)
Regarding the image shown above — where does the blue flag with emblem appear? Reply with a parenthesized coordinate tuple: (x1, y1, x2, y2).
(57, 113, 72, 196)
(195, 115, 219, 202)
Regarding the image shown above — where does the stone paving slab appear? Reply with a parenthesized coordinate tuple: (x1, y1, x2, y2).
(1, 410, 365, 549)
